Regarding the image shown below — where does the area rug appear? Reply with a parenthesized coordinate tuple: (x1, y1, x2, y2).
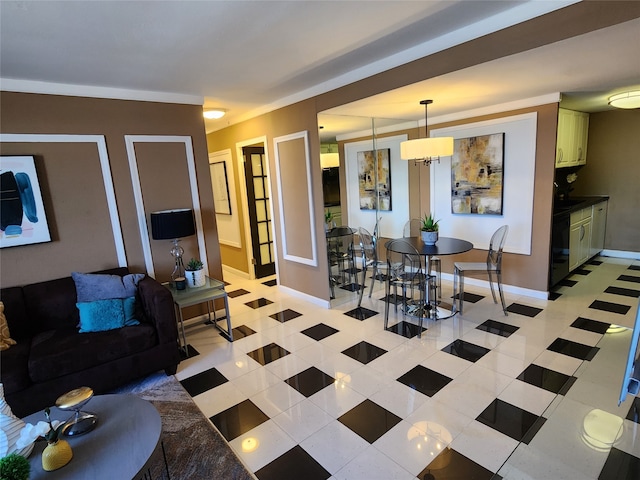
(112, 372, 254, 480)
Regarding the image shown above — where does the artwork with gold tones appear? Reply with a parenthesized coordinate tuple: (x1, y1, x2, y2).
(451, 133, 504, 215)
(358, 148, 391, 211)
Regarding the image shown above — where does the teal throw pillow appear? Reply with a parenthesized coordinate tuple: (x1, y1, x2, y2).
(77, 296, 140, 333)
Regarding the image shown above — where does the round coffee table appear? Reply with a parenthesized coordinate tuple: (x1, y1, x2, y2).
(23, 394, 163, 479)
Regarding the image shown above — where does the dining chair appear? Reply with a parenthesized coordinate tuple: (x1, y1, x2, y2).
(327, 226, 356, 297)
(402, 218, 422, 238)
(453, 225, 509, 315)
(384, 239, 428, 336)
(355, 227, 387, 306)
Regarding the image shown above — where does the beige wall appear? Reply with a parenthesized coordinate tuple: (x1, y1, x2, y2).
(573, 109, 640, 252)
(0, 92, 222, 294)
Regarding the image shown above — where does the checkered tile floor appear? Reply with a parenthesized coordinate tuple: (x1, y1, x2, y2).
(175, 257, 640, 479)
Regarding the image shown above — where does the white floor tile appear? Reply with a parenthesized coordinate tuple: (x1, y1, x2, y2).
(271, 398, 333, 443)
(333, 445, 415, 480)
(229, 419, 296, 471)
(452, 420, 519, 473)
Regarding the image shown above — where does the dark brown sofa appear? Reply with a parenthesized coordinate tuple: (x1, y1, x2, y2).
(0, 267, 181, 417)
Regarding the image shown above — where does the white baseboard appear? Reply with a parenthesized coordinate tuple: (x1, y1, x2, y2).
(441, 273, 548, 300)
(601, 249, 640, 261)
(222, 264, 250, 279)
(279, 284, 331, 308)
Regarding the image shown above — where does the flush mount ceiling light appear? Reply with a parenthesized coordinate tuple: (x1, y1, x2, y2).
(400, 100, 453, 166)
(608, 91, 640, 109)
(203, 109, 226, 119)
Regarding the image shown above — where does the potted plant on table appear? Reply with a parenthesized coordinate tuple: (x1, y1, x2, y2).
(185, 258, 206, 288)
(324, 210, 335, 232)
(40, 407, 72, 472)
(420, 213, 439, 246)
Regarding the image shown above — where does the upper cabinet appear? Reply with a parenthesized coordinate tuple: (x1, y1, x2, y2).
(556, 108, 589, 168)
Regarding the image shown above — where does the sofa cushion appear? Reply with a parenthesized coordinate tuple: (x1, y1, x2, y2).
(0, 301, 17, 350)
(72, 272, 145, 303)
(77, 297, 140, 333)
(0, 341, 31, 393)
(28, 324, 158, 383)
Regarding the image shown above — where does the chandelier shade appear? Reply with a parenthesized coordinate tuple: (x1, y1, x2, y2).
(400, 99, 453, 165)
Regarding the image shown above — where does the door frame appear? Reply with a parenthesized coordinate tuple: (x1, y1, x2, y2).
(235, 136, 279, 280)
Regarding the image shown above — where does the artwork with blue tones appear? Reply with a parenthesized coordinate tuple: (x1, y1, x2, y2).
(0, 155, 52, 248)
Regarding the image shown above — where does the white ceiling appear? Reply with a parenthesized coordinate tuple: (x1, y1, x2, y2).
(1, 1, 638, 140)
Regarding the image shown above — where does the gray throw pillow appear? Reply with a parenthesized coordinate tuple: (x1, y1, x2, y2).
(72, 272, 145, 303)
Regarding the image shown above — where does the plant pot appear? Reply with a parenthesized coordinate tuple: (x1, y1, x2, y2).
(186, 269, 206, 288)
(41, 439, 73, 471)
(421, 230, 438, 246)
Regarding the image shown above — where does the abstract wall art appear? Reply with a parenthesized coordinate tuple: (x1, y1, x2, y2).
(358, 148, 391, 211)
(0, 155, 51, 248)
(451, 133, 504, 215)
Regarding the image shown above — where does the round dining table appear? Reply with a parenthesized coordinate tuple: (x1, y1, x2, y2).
(385, 236, 473, 319)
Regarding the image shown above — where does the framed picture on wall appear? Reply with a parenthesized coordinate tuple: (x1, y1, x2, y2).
(210, 161, 232, 215)
(0, 156, 52, 248)
(451, 133, 505, 215)
(358, 148, 392, 211)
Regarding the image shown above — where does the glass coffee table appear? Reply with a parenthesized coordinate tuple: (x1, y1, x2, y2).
(24, 394, 165, 479)
(165, 276, 232, 348)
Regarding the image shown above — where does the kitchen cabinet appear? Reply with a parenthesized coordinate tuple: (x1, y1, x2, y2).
(590, 200, 608, 258)
(556, 108, 589, 168)
(569, 207, 592, 271)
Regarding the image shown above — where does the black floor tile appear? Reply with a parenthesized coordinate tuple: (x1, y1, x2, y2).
(338, 399, 401, 443)
(548, 291, 562, 301)
(386, 321, 426, 338)
(626, 397, 640, 424)
(255, 445, 330, 480)
(571, 317, 610, 334)
(285, 367, 335, 397)
(476, 319, 519, 337)
(618, 274, 640, 284)
(270, 308, 302, 323)
(342, 341, 387, 364)
(559, 279, 578, 287)
(180, 366, 227, 397)
(442, 339, 490, 362)
(477, 399, 541, 442)
(419, 447, 497, 480)
(380, 293, 409, 305)
(232, 324, 256, 340)
(397, 365, 452, 397)
(517, 364, 575, 394)
(210, 399, 269, 441)
(506, 303, 543, 317)
(228, 288, 250, 298)
(590, 299, 632, 315)
(605, 286, 640, 298)
(180, 344, 200, 360)
(573, 268, 592, 276)
(453, 291, 485, 304)
(247, 342, 290, 366)
(245, 297, 274, 309)
(344, 306, 378, 320)
(262, 279, 277, 287)
(339, 283, 362, 292)
(598, 447, 640, 480)
(588, 259, 603, 266)
(521, 416, 547, 445)
(301, 323, 339, 341)
(628, 265, 640, 272)
(547, 337, 599, 361)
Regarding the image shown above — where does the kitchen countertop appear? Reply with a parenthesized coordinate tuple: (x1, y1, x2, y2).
(553, 195, 609, 216)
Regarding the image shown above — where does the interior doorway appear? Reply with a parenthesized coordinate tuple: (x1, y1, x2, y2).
(242, 145, 275, 278)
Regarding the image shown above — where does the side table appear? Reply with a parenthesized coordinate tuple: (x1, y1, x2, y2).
(24, 394, 166, 480)
(165, 276, 232, 348)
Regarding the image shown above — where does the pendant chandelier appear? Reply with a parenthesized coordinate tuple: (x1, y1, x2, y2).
(400, 99, 453, 166)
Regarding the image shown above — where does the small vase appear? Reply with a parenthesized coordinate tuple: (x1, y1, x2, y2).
(42, 439, 73, 471)
(421, 230, 438, 246)
(186, 269, 206, 288)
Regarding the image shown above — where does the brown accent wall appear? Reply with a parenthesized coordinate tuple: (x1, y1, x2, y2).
(573, 109, 640, 252)
(0, 92, 222, 295)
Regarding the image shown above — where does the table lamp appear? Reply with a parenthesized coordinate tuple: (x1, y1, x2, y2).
(150, 208, 196, 290)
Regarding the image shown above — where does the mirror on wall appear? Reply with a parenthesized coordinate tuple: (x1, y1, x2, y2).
(318, 113, 419, 306)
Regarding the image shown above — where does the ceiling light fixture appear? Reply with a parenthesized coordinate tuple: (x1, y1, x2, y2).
(608, 91, 640, 109)
(400, 99, 453, 166)
(203, 109, 226, 119)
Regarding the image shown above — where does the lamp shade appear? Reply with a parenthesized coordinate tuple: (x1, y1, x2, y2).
(150, 209, 195, 240)
(400, 136, 454, 161)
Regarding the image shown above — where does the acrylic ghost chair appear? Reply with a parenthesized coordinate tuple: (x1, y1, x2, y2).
(355, 227, 387, 307)
(453, 225, 509, 315)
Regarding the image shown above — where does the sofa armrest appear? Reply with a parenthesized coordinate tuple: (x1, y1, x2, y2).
(137, 276, 178, 345)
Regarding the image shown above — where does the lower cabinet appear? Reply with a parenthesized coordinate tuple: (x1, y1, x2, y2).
(590, 200, 608, 258)
(569, 208, 592, 271)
